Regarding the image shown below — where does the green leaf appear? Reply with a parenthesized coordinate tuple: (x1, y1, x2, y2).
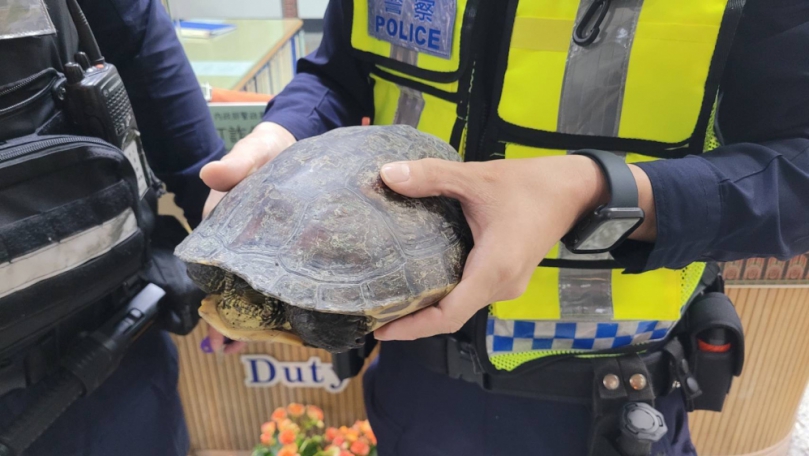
(250, 445, 272, 456)
(299, 438, 321, 456)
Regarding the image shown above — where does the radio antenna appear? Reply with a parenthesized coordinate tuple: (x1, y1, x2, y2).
(65, 0, 105, 65)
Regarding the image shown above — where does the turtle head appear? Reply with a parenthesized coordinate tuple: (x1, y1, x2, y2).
(186, 262, 228, 294)
(286, 306, 371, 353)
(215, 274, 287, 330)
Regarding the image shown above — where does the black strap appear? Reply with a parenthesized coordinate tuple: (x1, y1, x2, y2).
(538, 258, 624, 269)
(0, 182, 132, 263)
(572, 149, 639, 208)
(689, 0, 747, 155)
(393, 337, 672, 404)
(662, 338, 702, 412)
(589, 355, 656, 456)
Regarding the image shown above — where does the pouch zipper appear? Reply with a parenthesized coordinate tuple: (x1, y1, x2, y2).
(0, 136, 117, 164)
(0, 134, 164, 198)
(0, 69, 57, 98)
(0, 69, 60, 117)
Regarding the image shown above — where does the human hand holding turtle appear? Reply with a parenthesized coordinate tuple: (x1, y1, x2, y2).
(373, 155, 655, 341)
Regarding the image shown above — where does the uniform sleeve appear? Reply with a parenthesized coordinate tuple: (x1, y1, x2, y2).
(79, 0, 226, 228)
(263, 0, 374, 140)
(612, 0, 809, 272)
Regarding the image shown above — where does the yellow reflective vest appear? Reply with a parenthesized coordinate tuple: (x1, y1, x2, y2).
(347, 0, 743, 371)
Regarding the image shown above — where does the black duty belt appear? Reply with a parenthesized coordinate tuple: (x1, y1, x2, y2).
(390, 336, 698, 406)
(392, 335, 706, 456)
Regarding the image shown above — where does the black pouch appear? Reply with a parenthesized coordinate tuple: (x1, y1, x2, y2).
(0, 65, 165, 351)
(0, 131, 155, 353)
(683, 292, 745, 412)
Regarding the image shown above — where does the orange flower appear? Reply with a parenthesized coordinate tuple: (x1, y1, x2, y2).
(287, 403, 305, 418)
(277, 447, 299, 456)
(259, 433, 274, 446)
(325, 427, 340, 443)
(364, 428, 377, 446)
(261, 421, 276, 436)
(306, 405, 324, 421)
(278, 429, 297, 445)
(359, 420, 373, 435)
(272, 407, 287, 422)
(350, 440, 370, 456)
(332, 435, 346, 448)
(278, 419, 300, 434)
(343, 428, 360, 443)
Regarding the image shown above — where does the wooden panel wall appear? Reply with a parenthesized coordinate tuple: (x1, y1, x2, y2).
(171, 328, 369, 452)
(690, 286, 809, 455)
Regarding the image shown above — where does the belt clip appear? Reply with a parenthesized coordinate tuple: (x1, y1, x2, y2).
(446, 336, 486, 388)
(664, 339, 702, 408)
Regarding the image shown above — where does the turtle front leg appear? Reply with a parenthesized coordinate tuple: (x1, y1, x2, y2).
(286, 306, 371, 353)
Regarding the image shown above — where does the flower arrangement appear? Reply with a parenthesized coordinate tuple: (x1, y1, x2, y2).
(252, 403, 377, 456)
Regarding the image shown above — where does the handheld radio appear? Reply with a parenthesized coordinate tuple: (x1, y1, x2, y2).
(61, 0, 137, 149)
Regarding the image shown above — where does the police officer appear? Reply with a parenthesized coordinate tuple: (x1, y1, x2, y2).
(0, 0, 225, 454)
(202, 0, 809, 455)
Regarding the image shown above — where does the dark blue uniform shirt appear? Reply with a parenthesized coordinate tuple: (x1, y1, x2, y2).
(264, 0, 809, 271)
(79, 0, 226, 228)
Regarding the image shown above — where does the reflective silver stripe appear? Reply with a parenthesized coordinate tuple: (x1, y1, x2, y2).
(389, 45, 425, 127)
(557, 0, 643, 136)
(393, 86, 425, 127)
(558, 247, 614, 320)
(0, 209, 138, 298)
(0, 0, 56, 40)
(390, 44, 418, 65)
(556, 0, 643, 320)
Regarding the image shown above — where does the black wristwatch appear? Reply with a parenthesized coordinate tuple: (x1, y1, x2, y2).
(561, 149, 645, 254)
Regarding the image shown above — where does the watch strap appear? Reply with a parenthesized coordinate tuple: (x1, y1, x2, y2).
(572, 149, 638, 208)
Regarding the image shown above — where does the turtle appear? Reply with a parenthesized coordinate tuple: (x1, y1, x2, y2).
(174, 125, 472, 353)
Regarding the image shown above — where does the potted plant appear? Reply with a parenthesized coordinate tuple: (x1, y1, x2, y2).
(252, 403, 377, 456)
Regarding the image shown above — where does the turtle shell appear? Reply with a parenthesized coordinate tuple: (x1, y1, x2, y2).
(175, 125, 471, 340)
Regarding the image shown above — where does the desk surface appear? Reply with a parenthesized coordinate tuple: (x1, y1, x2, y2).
(180, 19, 302, 90)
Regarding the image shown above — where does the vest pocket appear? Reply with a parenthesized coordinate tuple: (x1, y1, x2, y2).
(489, 0, 733, 158)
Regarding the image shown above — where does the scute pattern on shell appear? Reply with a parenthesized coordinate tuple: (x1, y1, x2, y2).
(175, 125, 471, 317)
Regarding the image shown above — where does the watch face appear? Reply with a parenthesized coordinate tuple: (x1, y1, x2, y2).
(576, 217, 642, 251)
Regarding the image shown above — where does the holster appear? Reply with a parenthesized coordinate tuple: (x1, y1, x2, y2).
(680, 291, 745, 412)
